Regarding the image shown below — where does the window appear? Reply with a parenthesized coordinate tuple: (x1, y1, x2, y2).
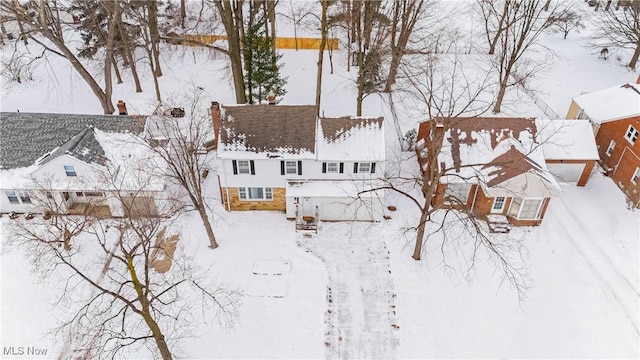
(5, 190, 19, 204)
(359, 162, 371, 173)
(625, 125, 639, 144)
(76, 192, 85, 197)
(492, 197, 506, 212)
(238, 187, 273, 201)
(322, 162, 343, 174)
(19, 191, 31, 204)
(85, 192, 104, 197)
(606, 140, 616, 156)
(326, 162, 338, 173)
(64, 165, 77, 177)
(444, 183, 471, 204)
(237, 160, 251, 174)
(353, 162, 376, 173)
(508, 198, 543, 220)
(632, 167, 640, 184)
(5, 190, 31, 205)
(285, 161, 298, 174)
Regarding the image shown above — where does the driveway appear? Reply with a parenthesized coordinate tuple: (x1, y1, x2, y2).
(298, 222, 399, 359)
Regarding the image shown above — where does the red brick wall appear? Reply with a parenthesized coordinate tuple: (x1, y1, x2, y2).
(596, 116, 640, 205)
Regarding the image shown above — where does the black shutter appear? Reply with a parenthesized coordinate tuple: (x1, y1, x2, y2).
(281, 161, 285, 175)
(353, 162, 359, 173)
(250, 160, 255, 175)
(339, 162, 344, 173)
(232, 160, 238, 175)
(371, 162, 376, 173)
(322, 162, 327, 173)
(298, 161, 302, 175)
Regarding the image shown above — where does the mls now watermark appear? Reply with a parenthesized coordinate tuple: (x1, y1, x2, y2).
(3, 346, 48, 356)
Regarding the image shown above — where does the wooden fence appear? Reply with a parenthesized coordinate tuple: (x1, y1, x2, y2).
(166, 33, 339, 50)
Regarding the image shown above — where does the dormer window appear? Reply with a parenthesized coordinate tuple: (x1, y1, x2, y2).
(64, 165, 77, 177)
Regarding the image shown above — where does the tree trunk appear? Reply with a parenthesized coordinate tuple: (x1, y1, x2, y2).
(112, 54, 123, 84)
(315, 0, 329, 115)
(148, 0, 163, 77)
(493, 77, 508, 113)
(412, 207, 429, 260)
(356, 56, 364, 116)
(180, 0, 186, 28)
(119, 21, 143, 92)
(214, 0, 247, 103)
(127, 258, 173, 360)
(628, 40, 640, 69)
(198, 207, 219, 249)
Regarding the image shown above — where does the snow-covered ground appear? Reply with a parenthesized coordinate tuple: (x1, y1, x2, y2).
(1, 1, 639, 358)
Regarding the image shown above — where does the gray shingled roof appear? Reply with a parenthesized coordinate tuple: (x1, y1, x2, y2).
(220, 105, 317, 154)
(0, 112, 146, 169)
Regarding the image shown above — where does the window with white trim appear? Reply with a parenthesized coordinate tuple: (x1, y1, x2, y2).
(632, 167, 640, 184)
(237, 160, 251, 174)
(326, 162, 338, 173)
(64, 165, 77, 177)
(492, 197, 506, 212)
(285, 161, 298, 174)
(238, 187, 273, 201)
(508, 197, 543, 220)
(5, 190, 19, 204)
(358, 162, 371, 173)
(444, 183, 471, 204)
(606, 140, 616, 156)
(5, 190, 31, 205)
(624, 125, 639, 144)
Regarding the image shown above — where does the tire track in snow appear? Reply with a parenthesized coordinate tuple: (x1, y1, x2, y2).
(551, 197, 639, 336)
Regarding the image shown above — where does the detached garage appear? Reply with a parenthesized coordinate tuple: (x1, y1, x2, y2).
(285, 180, 385, 222)
(538, 120, 599, 186)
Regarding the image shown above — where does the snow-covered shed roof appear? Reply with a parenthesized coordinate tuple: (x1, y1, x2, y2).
(218, 105, 317, 158)
(317, 116, 385, 161)
(572, 83, 640, 124)
(420, 117, 561, 197)
(0, 112, 146, 169)
(536, 119, 599, 160)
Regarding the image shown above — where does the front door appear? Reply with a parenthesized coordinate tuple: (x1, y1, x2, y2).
(301, 197, 313, 217)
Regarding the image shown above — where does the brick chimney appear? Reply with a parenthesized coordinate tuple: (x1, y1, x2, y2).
(117, 100, 128, 115)
(210, 101, 221, 150)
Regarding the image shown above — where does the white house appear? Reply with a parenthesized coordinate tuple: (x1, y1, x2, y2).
(213, 103, 386, 226)
(0, 112, 166, 217)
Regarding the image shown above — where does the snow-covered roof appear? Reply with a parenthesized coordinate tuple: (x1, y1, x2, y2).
(317, 117, 385, 161)
(285, 180, 384, 198)
(0, 112, 145, 169)
(537, 119, 599, 160)
(572, 83, 640, 124)
(420, 117, 562, 197)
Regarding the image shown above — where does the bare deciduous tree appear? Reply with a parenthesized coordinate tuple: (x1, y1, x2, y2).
(212, 0, 247, 104)
(0, 0, 119, 113)
(7, 158, 239, 359)
(590, 1, 640, 69)
(142, 87, 220, 249)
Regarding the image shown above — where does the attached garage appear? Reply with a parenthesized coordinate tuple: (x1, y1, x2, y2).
(546, 162, 587, 183)
(285, 180, 385, 222)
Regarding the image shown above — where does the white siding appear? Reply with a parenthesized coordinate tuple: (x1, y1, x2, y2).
(285, 196, 384, 221)
(546, 163, 586, 183)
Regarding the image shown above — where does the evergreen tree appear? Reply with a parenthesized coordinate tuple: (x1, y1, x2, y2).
(243, 14, 287, 104)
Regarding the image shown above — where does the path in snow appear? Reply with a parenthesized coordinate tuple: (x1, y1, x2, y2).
(298, 223, 399, 359)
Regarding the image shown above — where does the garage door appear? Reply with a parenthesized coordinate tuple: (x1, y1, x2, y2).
(319, 198, 381, 221)
(546, 163, 585, 183)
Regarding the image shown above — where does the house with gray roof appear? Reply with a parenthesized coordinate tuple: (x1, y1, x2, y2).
(0, 112, 166, 217)
(212, 103, 386, 229)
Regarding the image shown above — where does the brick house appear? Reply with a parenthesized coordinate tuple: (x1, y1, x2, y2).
(416, 117, 598, 227)
(566, 82, 640, 207)
(213, 103, 386, 226)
